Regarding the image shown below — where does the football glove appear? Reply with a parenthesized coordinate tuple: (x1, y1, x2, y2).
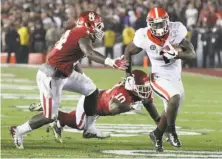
(125, 75, 136, 91)
(105, 57, 129, 70)
(162, 44, 178, 60)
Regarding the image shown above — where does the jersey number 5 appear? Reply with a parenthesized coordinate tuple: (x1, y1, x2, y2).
(55, 30, 70, 50)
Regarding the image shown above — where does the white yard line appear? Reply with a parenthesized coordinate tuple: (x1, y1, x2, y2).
(1, 64, 40, 68)
(102, 149, 222, 158)
(1, 84, 38, 90)
(1, 78, 34, 83)
(1, 93, 81, 100)
(1, 73, 16, 77)
(183, 72, 222, 80)
(1, 64, 222, 79)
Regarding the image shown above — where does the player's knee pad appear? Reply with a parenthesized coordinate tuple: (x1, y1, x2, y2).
(84, 89, 99, 116)
(83, 80, 97, 96)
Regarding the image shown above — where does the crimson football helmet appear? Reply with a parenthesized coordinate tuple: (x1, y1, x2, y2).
(147, 8, 169, 37)
(131, 70, 152, 99)
(76, 11, 104, 40)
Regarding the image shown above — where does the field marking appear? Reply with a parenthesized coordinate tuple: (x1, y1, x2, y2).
(182, 111, 222, 115)
(102, 149, 222, 158)
(63, 124, 203, 137)
(2, 64, 222, 79)
(1, 64, 40, 68)
(1, 153, 76, 157)
(183, 72, 222, 80)
(1, 78, 34, 83)
(1, 84, 38, 90)
(1, 73, 16, 77)
(1, 93, 81, 100)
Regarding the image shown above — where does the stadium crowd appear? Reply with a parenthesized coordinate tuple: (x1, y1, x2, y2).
(1, 0, 222, 67)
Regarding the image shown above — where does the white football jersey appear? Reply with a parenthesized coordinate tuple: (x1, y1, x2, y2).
(133, 22, 187, 80)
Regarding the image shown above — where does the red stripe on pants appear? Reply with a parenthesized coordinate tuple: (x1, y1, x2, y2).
(151, 74, 170, 100)
(77, 112, 85, 129)
(43, 95, 46, 116)
(48, 98, 52, 119)
(152, 80, 170, 100)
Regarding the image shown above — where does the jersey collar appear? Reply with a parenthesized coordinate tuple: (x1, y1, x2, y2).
(147, 29, 169, 46)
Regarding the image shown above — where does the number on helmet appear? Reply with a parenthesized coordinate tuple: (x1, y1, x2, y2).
(88, 12, 95, 21)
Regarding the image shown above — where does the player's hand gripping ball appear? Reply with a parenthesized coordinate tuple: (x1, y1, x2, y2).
(162, 44, 182, 60)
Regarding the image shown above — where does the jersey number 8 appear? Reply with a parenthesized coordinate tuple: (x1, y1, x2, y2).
(55, 30, 71, 50)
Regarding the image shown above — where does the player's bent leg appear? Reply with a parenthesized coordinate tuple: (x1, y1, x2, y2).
(83, 89, 110, 139)
(63, 71, 109, 139)
(150, 75, 182, 150)
(11, 70, 64, 149)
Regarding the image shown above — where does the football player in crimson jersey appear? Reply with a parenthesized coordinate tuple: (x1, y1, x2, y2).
(10, 11, 128, 149)
(29, 70, 161, 143)
(123, 8, 196, 152)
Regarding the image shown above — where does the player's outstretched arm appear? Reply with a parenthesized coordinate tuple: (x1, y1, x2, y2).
(176, 38, 196, 61)
(124, 42, 142, 76)
(78, 36, 128, 70)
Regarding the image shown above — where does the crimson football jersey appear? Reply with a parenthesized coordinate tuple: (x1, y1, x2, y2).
(47, 27, 88, 76)
(96, 83, 153, 115)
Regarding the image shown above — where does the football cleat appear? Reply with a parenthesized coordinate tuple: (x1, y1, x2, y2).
(149, 131, 164, 152)
(48, 121, 63, 143)
(29, 103, 43, 112)
(10, 126, 24, 149)
(83, 126, 110, 139)
(165, 132, 182, 147)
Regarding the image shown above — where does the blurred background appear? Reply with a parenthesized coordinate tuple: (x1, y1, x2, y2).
(1, 0, 222, 68)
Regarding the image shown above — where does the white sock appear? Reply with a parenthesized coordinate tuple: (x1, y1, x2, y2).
(57, 120, 62, 128)
(17, 121, 32, 136)
(85, 116, 96, 130)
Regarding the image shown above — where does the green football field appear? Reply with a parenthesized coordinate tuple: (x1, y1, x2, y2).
(1, 65, 222, 158)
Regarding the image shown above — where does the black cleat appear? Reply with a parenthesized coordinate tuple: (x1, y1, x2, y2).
(48, 121, 63, 143)
(149, 131, 163, 152)
(29, 103, 43, 112)
(165, 131, 182, 147)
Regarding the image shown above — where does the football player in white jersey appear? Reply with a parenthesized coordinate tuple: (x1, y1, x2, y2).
(123, 8, 196, 152)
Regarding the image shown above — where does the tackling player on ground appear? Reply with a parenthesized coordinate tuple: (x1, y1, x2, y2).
(10, 11, 128, 149)
(123, 8, 196, 152)
(30, 70, 161, 143)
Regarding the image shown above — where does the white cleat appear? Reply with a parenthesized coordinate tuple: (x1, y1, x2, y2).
(83, 126, 110, 139)
(10, 126, 24, 149)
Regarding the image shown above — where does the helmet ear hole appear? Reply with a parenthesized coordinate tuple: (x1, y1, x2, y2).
(85, 22, 91, 28)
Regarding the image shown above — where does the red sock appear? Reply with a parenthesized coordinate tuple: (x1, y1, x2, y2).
(58, 110, 77, 129)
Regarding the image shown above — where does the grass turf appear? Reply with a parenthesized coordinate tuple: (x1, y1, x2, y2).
(1, 66, 222, 158)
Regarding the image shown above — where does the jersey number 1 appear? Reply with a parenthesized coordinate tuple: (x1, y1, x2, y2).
(115, 93, 126, 103)
(55, 30, 70, 50)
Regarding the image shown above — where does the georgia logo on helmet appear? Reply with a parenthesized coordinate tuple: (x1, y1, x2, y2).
(147, 8, 169, 37)
(131, 70, 152, 99)
(76, 11, 104, 40)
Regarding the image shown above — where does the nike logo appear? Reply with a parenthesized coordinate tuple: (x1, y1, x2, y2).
(167, 52, 175, 56)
